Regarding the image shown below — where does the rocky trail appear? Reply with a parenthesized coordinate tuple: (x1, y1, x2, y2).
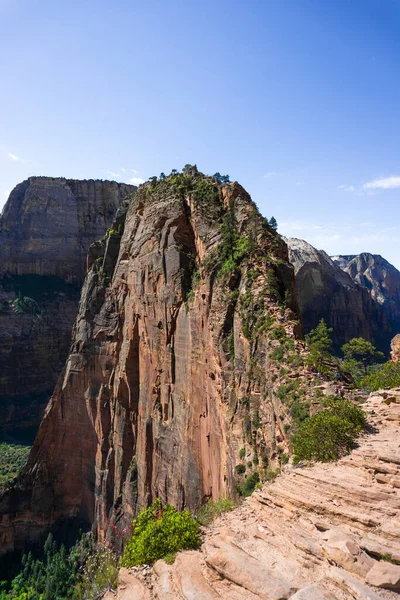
(106, 390, 400, 599)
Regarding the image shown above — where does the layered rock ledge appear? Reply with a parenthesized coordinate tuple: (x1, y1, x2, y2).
(107, 390, 400, 599)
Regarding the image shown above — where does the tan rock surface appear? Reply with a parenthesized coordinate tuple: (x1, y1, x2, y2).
(110, 391, 399, 599)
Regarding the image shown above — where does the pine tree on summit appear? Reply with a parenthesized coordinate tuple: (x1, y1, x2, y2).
(268, 216, 278, 230)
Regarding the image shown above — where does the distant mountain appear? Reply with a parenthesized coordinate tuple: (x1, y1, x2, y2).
(285, 238, 393, 353)
(331, 253, 400, 325)
(0, 177, 135, 442)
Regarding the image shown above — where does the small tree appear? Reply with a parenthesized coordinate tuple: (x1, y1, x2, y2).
(305, 319, 333, 370)
(213, 173, 230, 184)
(268, 216, 278, 230)
(342, 338, 385, 376)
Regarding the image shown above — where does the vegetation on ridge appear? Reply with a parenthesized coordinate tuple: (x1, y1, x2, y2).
(121, 499, 200, 567)
(0, 444, 30, 488)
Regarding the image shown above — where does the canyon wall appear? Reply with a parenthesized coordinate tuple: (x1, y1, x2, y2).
(0, 177, 135, 441)
(0, 167, 303, 556)
(332, 252, 400, 329)
(286, 237, 392, 352)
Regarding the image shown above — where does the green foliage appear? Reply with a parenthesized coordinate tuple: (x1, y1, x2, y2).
(9, 296, 40, 316)
(235, 463, 246, 475)
(0, 533, 118, 600)
(270, 325, 286, 340)
(292, 399, 366, 464)
(195, 498, 235, 526)
(360, 361, 400, 391)
(269, 345, 284, 361)
(0, 443, 30, 487)
(239, 447, 246, 459)
(268, 216, 278, 230)
(237, 471, 260, 497)
(121, 499, 200, 567)
(265, 269, 280, 299)
(213, 173, 230, 184)
(305, 319, 333, 369)
(321, 396, 366, 430)
(342, 338, 385, 376)
(163, 552, 177, 565)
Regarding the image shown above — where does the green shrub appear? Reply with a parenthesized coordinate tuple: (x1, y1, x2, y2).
(121, 500, 200, 566)
(195, 498, 235, 526)
(239, 472, 260, 497)
(360, 361, 400, 392)
(322, 397, 366, 430)
(239, 447, 246, 459)
(270, 325, 286, 340)
(0, 443, 30, 487)
(292, 400, 366, 465)
(270, 345, 284, 361)
(235, 464, 246, 475)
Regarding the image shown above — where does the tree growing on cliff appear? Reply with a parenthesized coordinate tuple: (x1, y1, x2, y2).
(213, 172, 230, 184)
(342, 338, 385, 376)
(268, 216, 278, 230)
(305, 319, 333, 370)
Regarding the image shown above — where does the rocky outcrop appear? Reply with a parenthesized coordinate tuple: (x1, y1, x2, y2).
(332, 253, 400, 324)
(0, 178, 135, 441)
(106, 390, 400, 599)
(0, 167, 303, 557)
(391, 335, 400, 362)
(286, 238, 392, 353)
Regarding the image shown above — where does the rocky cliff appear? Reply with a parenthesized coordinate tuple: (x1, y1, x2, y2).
(0, 177, 135, 441)
(106, 389, 400, 599)
(286, 238, 392, 353)
(332, 253, 400, 328)
(0, 167, 303, 557)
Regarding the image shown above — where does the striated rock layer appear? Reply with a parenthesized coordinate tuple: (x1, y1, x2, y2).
(0, 167, 302, 556)
(286, 238, 393, 353)
(107, 390, 400, 600)
(0, 177, 135, 441)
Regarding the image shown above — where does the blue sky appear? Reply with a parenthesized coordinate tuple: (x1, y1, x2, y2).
(1, 0, 400, 266)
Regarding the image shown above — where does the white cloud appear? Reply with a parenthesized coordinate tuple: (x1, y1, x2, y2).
(129, 177, 145, 186)
(130, 169, 138, 174)
(362, 176, 400, 191)
(263, 171, 279, 178)
(3, 189, 10, 198)
(338, 184, 356, 192)
(8, 153, 19, 161)
(107, 171, 121, 178)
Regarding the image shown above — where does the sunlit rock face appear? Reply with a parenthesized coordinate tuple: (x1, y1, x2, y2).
(286, 237, 393, 353)
(0, 167, 302, 556)
(0, 177, 135, 442)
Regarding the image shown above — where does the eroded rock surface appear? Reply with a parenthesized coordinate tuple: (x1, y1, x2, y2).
(332, 253, 400, 326)
(108, 391, 400, 600)
(0, 168, 302, 556)
(0, 177, 135, 441)
(286, 238, 393, 353)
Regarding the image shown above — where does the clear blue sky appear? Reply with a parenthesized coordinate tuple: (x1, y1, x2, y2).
(1, 0, 400, 267)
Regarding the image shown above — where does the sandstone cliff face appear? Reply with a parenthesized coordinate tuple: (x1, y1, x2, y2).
(332, 253, 400, 327)
(0, 167, 302, 556)
(286, 238, 392, 353)
(0, 178, 135, 441)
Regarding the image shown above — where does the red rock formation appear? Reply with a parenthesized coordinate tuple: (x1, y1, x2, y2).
(391, 335, 400, 362)
(0, 167, 302, 556)
(0, 178, 135, 441)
